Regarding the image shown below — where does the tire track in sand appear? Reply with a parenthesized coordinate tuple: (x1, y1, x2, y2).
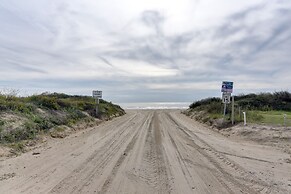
(166, 112, 272, 194)
(138, 111, 171, 193)
(98, 112, 154, 193)
(49, 112, 151, 193)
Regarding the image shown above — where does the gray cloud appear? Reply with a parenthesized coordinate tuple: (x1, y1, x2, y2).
(98, 56, 114, 68)
(0, 0, 290, 103)
(141, 10, 165, 36)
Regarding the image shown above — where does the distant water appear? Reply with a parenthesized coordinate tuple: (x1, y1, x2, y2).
(119, 102, 190, 110)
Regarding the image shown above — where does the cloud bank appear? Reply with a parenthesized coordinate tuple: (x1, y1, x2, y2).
(0, 0, 290, 102)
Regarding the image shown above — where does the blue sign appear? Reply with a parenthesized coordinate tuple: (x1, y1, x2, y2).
(221, 81, 233, 93)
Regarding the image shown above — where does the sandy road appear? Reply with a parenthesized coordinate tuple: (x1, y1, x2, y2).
(0, 110, 290, 194)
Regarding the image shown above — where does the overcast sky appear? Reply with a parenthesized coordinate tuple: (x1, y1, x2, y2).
(0, 0, 290, 103)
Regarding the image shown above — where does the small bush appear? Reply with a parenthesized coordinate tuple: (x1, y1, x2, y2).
(189, 97, 221, 109)
(50, 126, 66, 138)
(56, 99, 72, 109)
(49, 116, 65, 125)
(0, 119, 5, 126)
(1, 128, 37, 143)
(10, 142, 25, 153)
(54, 126, 65, 132)
(24, 121, 36, 131)
(67, 109, 86, 120)
(28, 95, 60, 110)
(33, 116, 54, 131)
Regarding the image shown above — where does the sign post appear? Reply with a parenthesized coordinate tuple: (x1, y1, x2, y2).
(231, 96, 234, 124)
(223, 103, 227, 118)
(92, 90, 102, 116)
(222, 92, 231, 118)
(221, 81, 234, 122)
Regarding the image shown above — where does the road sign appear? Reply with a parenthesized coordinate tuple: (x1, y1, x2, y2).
(222, 92, 231, 104)
(221, 81, 233, 93)
(92, 90, 102, 99)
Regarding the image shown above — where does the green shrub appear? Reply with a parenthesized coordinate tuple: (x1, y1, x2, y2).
(0, 92, 125, 143)
(2, 132, 14, 143)
(10, 142, 25, 153)
(28, 95, 60, 110)
(33, 116, 54, 131)
(0, 119, 5, 126)
(0, 97, 35, 114)
(24, 121, 35, 130)
(236, 91, 291, 111)
(1, 128, 37, 143)
(54, 126, 65, 132)
(56, 99, 72, 109)
(67, 109, 86, 120)
(189, 97, 221, 109)
(189, 91, 291, 113)
(49, 116, 65, 125)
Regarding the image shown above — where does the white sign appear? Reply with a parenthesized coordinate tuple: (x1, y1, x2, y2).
(222, 92, 231, 104)
(92, 90, 102, 99)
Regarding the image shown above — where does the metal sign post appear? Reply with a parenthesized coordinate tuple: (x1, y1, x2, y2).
(92, 90, 102, 116)
(222, 92, 231, 118)
(221, 81, 234, 122)
(223, 103, 226, 117)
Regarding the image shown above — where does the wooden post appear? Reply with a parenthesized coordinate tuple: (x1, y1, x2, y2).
(96, 98, 99, 116)
(243, 112, 247, 126)
(231, 96, 234, 125)
(223, 102, 227, 120)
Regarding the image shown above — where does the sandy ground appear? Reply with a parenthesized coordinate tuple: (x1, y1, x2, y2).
(219, 124, 291, 155)
(0, 110, 290, 194)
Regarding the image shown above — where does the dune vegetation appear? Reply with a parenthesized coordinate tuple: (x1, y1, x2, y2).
(185, 91, 291, 127)
(0, 92, 125, 148)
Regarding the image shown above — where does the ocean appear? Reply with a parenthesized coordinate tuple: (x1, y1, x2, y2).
(118, 102, 191, 110)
